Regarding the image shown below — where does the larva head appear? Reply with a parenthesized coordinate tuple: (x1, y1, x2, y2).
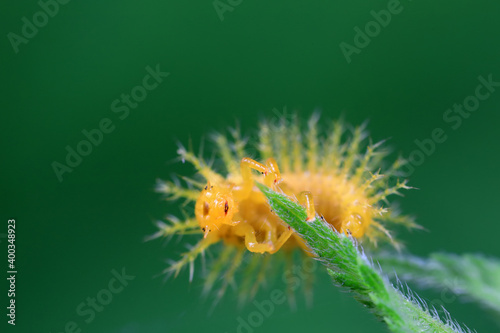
(195, 182, 236, 238)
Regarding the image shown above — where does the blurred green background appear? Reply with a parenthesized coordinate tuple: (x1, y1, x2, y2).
(2, 0, 500, 332)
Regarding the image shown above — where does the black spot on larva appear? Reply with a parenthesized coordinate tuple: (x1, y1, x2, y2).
(203, 201, 210, 216)
(202, 227, 205, 232)
(224, 201, 229, 215)
(204, 186, 208, 190)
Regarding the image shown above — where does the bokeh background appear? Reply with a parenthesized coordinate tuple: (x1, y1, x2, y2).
(2, 0, 500, 332)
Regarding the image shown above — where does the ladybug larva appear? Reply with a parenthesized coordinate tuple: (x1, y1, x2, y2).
(151, 113, 417, 304)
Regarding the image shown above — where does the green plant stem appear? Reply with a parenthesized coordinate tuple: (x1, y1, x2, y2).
(257, 183, 472, 333)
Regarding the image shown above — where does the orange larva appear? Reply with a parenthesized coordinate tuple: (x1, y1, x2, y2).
(151, 113, 417, 302)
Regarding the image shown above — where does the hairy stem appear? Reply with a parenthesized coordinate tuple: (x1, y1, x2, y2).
(257, 183, 473, 333)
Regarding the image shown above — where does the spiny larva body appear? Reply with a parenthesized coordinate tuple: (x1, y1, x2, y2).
(151, 113, 417, 303)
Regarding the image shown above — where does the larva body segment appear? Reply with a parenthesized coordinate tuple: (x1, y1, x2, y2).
(152, 113, 417, 302)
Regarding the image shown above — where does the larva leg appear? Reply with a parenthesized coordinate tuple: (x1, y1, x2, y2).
(264, 157, 282, 188)
(244, 218, 292, 255)
(233, 222, 274, 254)
(240, 157, 283, 193)
(299, 191, 316, 222)
(259, 219, 276, 245)
(239, 157, 268, 198)
(268, 226, 293, 254)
